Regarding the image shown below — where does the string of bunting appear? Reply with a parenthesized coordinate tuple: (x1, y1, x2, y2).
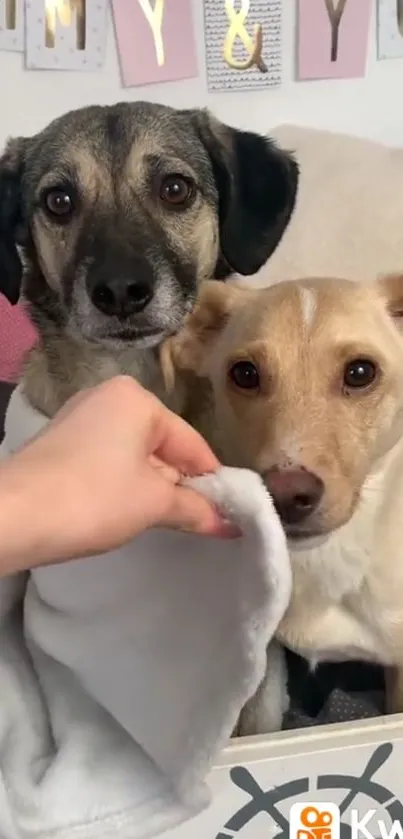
(0, 1, 401, 89)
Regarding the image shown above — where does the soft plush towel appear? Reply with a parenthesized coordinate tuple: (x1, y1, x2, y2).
(0, 386, 291, 839)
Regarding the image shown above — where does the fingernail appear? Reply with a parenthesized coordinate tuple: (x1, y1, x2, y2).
(217, 519, 243, 539)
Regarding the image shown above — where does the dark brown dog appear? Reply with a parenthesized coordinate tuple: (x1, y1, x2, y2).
(0, 102, 298, 414)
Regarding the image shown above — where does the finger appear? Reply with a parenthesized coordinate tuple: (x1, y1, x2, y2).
(154, 409, 220, 476)
(158, 485, 241, 538)
(148, 454, 181, 485)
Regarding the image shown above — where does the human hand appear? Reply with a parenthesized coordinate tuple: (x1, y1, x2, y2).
(0, 377, 235, 574)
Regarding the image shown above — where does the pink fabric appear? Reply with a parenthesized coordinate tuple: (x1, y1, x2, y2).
(0, 294, 37, 382)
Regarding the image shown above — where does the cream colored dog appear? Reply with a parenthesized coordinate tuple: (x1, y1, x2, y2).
(162, 273, 403, 718)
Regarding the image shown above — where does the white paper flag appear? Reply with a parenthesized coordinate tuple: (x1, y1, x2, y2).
(0, 0, 24, 52)
(203, 0, 282, 93)
(25, 0, 107, 71)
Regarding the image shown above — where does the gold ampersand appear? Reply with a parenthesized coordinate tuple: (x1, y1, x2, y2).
(223, 0, 267, 73)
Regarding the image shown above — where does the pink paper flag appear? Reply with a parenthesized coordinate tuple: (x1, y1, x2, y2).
(298, 0, 371, 80)
(111, 0, 198, 88)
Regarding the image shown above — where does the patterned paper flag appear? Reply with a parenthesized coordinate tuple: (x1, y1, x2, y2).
(0, 0, 24, 52)
(25, 0, 108, 71)
(298, 0, 372, 80)
(111, 0, 198, 88)
(203, 0, 282, 93)
(378, 0, 403, 59)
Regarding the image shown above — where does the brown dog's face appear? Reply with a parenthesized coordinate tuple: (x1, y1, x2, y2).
(0, 102, 298, 349)
(166, 276, 403, 540)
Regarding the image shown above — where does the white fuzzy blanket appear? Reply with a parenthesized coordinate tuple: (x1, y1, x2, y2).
(0, 386, 291, 839)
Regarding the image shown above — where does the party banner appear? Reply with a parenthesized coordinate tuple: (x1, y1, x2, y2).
(25, 0, 108, 71)
(298, 0, 371, 80)
(378, 0, 403, 59)
(111, 0, 198, 88)
(0, 0, 24, 52)
(204, 0, 281, 92)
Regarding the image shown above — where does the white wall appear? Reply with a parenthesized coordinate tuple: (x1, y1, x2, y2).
(0, 1, 402, 148)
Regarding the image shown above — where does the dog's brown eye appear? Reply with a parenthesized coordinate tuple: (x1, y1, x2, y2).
(44, 189, 73, 219)
(228, 360, 260, 391)
(159, 175, 194, 207)
(343, 359, 378, 390)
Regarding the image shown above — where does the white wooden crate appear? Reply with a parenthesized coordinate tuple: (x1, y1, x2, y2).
(165, 715, 403, 838)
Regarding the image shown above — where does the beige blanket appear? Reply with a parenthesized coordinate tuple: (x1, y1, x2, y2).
(243, 124, 403, 286)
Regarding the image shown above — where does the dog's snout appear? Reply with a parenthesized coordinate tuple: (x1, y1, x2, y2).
(91, 276, 153, 319)
(264, 467, 324, 525)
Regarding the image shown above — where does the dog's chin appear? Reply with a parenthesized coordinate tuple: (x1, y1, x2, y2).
(286, 528, 330, 552)
(69, 320, 170, 351)
(285, 509, 356, 551)
(92, 328, 166, 351)
(276, 513, 329, 545)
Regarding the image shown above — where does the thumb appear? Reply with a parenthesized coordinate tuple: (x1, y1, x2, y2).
(159, 485, 240, 538)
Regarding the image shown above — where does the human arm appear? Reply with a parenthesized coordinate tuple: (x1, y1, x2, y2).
(0, 376, 233, 576)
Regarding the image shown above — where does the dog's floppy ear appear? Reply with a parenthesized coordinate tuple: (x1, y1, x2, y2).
(194, 111, 299, 278)
(377, 273, 403, 325)
(160, 281, 248, 392)
(0, 136, 28, 305)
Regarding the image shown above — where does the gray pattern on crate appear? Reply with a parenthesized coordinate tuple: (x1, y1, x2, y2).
(203, 0, 281, 92)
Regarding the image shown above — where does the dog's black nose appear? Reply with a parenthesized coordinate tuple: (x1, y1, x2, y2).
(264, 466, 324, 525)
(91, 277, 153, 318)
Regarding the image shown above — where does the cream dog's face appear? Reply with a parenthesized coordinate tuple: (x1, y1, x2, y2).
(164, 275, 403, 541)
